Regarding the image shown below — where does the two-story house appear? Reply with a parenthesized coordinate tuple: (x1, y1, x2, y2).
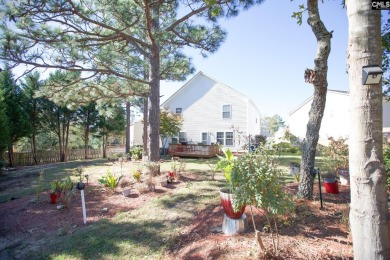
(161, 71, 261, 152)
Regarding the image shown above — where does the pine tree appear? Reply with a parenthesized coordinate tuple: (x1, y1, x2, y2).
(0, 69, 31, 166)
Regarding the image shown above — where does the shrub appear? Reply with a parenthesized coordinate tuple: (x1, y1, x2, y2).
(231, 147, 294, 258)
(130, 146, 143, 160)
(98, 169, 123, 191)
(132, 169, 142, 182)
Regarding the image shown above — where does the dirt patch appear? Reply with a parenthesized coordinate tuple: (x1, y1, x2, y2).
(161, 183, 353, 259)
(0, 174, 353, 259)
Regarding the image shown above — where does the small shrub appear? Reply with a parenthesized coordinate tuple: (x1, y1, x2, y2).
(231, 147, 294, 258)
(130, 146, 143, 160)
(98, 169, 123, 191)
(132, 169, 142, 182)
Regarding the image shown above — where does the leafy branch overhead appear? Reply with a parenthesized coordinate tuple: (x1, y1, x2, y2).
(291, 4, 307, 25)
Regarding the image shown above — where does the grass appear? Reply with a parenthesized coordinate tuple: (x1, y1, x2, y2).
(1, 153, 327, 258)
(0, 154, 326, 203)
(28, 170, 224, 259)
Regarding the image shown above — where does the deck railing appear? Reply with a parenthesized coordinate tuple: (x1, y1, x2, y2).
(168, 144, 219, 158)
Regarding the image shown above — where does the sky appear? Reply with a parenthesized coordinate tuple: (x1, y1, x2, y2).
(160, 1, 388, 122)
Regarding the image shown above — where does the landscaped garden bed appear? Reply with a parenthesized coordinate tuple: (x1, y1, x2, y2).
(0, 157, 353, 259)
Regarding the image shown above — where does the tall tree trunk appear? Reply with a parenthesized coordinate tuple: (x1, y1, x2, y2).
(102, 130, 107, 158)
(147, 3, 161, 162)
(297, 0, 332, 199)
(346, 1, 390, 258)
(57, 111, 63, 162)
(84, 109, 90, 160)
(84, 124, 89, 160)
(7, 144, 13, 167)
(126, 101, 131, 155)
(64, 116, 70, 162)
(143, 96, 149, 159)
(31, 131, 38, 164)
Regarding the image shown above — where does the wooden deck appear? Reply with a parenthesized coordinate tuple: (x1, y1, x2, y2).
(168, 144, 219, 158)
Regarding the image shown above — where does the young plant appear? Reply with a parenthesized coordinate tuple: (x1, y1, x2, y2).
(132, 169, 142, 182)
(98, 169, 123, 191)
(230, 147, 294, 258)
(50, 180, 62, 194)
(215, 148, 235, 187)
(61, 176, 74, 193)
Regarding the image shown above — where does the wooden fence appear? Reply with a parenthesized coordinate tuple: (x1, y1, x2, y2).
(1, 147, 125, 167)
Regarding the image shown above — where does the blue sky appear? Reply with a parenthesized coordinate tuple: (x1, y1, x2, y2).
(161, 1, 388, 122)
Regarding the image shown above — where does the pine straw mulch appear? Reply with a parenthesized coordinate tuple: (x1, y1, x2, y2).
(0, 173, 352, 260)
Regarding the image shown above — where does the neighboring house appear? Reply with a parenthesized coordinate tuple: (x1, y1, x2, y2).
(130, 120, 143, 146)
(161, 71, 261, 152)
(288, 89, 390, 145)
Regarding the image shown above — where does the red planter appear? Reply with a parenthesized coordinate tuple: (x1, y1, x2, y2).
(50, 193, 57, 204)
(220, 188, 246, 219)
(324, 181, 339, 194)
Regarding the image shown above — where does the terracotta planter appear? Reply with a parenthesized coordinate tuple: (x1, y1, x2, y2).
(220, 188, 246, 219)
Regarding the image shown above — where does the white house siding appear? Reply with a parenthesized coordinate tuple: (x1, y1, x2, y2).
(162, 72, 261, 152)
(288, 90, 390, 145)
(130, 120, 143, 146)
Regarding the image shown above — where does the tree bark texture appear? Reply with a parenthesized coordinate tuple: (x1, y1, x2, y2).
(143, 97, 149, 158)
(84, 109, 90, 160)
(147, 2, 161, 162)
(126, 101, 131, 155)
(346, 1, 390, 258)
(298, 0, 332, 199)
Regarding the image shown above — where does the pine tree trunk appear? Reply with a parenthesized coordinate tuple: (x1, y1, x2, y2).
(102, 131, 107, 158)
(126, 101, 131, 155)
(147, 3, 161, 162)
(57, 112, 64, 162)
(64, 117, 70, 162)
(7, 144, 13, 167)
(84, 110, 90, 160)
(31, 131, 38, 164)
(297, 0, 332, 199)
(143, 96, 149, 159)
(346, 1, 390, 258)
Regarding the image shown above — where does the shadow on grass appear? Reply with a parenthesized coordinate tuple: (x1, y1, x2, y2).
(28, 219, 168, 259)
(0, 159, 117, 203)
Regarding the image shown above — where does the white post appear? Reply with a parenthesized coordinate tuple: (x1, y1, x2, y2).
(81, 190, 87, 224)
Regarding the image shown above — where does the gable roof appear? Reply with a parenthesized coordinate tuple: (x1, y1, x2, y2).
(289, 89, 349, 116)
(161, 71, 260, 114)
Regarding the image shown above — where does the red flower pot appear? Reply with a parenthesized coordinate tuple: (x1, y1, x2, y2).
(324, 180, 339, 194)
(220, 188, 246, 219)
(50, 193, 57, 204)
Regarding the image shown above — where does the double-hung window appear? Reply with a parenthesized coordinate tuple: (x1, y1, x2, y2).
(201, 132, 208, 145)
(225, 132, 234, 146)
(178, 132, 187, 143)
(216, 131, 234, 146)
(216, 132, 224, 145)
(222, 105, 231, 119)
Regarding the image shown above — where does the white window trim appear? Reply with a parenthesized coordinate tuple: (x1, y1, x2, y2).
(222, 104, 232, 119)
(178, 132, 187, 143)
(216, 131, 234, 147)
(201, 132, 209, 145)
